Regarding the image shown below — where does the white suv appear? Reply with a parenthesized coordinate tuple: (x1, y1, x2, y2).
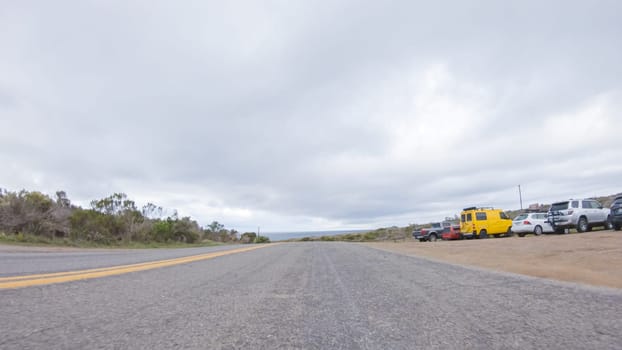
(547, 199, 612, 233)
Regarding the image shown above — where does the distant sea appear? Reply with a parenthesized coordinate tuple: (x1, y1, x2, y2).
(264, 229, 371, 242)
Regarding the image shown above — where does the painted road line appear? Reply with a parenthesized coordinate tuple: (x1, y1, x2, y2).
(0, 246, 267, 282)
(0, 258, 195, 282)
(0, 245, 270, 289)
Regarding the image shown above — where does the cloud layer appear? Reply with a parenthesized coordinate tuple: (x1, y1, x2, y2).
(2, 1, 621, 232)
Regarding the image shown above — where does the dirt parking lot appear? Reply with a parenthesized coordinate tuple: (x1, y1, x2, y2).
(367, 230, 622, 289)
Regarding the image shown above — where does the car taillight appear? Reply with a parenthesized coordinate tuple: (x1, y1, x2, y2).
(523, 220, 531, 225)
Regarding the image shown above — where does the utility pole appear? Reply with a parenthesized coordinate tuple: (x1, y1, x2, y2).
(256, 226, 260, 243)
(518, 185, 523, 210)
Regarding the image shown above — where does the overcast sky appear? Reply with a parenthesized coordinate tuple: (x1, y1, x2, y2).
(1, 1, 621, 233)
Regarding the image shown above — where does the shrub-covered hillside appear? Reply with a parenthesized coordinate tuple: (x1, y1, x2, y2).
(0, 189, 254, 246)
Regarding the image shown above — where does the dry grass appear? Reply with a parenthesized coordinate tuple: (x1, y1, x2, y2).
(366, 230, 622, 289)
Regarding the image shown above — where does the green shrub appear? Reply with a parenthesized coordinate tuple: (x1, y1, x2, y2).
(364, 231, 379, 240)
(255, 235, 270, 243)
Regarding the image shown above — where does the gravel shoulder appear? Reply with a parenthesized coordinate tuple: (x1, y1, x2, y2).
(366, 230, 622, 289)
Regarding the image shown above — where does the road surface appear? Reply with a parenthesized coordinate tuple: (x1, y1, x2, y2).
(1, 242, 621, 349)
(0, 244, 250, 277)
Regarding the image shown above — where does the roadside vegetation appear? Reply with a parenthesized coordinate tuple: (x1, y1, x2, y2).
(298, 226, 414, 242)
(0, 188, 267, 247)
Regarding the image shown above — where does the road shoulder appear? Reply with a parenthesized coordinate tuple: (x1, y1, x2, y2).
(364, 231, 622, 289)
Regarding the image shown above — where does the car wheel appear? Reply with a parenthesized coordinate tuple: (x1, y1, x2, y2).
(614, 223, 621, 231)
(419, 239, 425, 242)
(479, 229, 488, 239)
(501, 226, 514, 237)
(605, 216, 613, 230)
(577, 217, 588, 233)
(534, 225, 543, 236)
(429, 234, 437, 242)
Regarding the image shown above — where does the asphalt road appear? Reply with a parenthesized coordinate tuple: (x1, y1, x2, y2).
(1, 242, 621, 349)
(0, 244, 249, 277)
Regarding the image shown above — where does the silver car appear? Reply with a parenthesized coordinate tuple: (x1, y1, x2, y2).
(512, 213, 554, 237)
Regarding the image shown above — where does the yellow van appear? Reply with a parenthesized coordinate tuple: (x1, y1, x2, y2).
(460, 207, 512, 238)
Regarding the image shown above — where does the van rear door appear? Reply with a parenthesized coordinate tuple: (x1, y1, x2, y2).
(460, 212, 473, 234)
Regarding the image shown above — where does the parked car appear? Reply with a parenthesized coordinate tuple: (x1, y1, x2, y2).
(547, 199, 612, 233)
(441, 225, 462, 240)
(413, 222, 452, 242)
(610, 195, 622, 231)
(460, 207, 513, 239)
(512, 213, 554, 237)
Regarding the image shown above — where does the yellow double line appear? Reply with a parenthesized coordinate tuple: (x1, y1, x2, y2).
(0, 245, 268, 290)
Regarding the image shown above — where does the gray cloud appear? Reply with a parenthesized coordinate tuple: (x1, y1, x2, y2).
(1, 1, 621, 232)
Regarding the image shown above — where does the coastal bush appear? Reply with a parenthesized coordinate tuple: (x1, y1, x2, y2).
(255, 235, 271, 243)
(0, 188, 238, 246)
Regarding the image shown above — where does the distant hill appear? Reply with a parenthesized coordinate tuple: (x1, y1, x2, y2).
(592, 193, 622, 207)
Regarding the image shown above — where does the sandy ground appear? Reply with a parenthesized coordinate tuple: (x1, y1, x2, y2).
(366, 230, 622, 289)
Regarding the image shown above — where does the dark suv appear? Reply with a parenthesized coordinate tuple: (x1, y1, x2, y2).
(611, 195, 622, 231)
